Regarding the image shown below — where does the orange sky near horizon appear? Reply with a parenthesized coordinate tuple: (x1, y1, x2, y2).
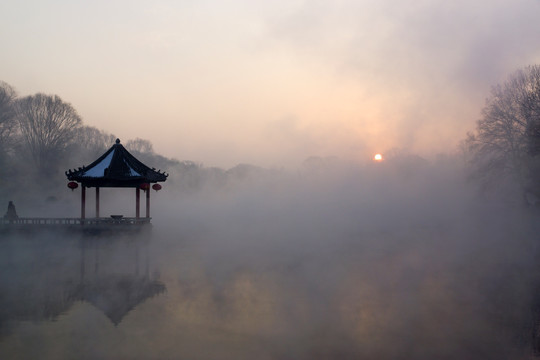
(1, 0, 539, 168)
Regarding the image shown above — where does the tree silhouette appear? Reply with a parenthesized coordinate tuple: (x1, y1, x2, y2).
(0, 81, 17, 153)
(126, 138, 154, 154)
(15, 93, 82, 175)
(71, 125, 116, 160)
(464, 65, 540, 202)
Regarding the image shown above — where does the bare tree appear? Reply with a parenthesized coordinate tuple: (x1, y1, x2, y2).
(71, 125, 116, 159)
(0, 82, 18, 194)
(465, 65, 540, 201)
(15, 93, 82, 174)
(0, 81, 17, 152)
(125, 138, 154, 154)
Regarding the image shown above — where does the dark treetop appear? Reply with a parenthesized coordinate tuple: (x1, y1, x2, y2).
(65, 139, 168, 188)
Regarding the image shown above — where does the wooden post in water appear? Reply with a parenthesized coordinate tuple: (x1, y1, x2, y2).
(81, 185, 86, 220)
(95, 187, 100, 218)
(136, 187, 140, 219)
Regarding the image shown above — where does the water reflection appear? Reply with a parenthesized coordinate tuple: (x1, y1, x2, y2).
(0, 224, 537, 359)
(78, 237, 165, 326)
(0, 234, 165, 332)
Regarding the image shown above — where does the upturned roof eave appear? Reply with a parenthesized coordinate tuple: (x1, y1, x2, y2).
(67, 175, 167, 187)
(65, 139, 168, 187)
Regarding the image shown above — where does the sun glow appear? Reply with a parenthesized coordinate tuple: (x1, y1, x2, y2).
(374, 153, 383, 161)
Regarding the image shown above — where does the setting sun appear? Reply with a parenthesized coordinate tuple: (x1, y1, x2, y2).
(374, 153, 383, 161)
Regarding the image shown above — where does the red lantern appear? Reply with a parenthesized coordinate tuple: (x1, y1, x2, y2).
(140, 183, 150, 191)
(152, 183, 162, 191)
(67, 181, 79, 191)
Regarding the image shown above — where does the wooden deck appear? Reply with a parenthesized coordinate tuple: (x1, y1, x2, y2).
(0, 217, 152, 235)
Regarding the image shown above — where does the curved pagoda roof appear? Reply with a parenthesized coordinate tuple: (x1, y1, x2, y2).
(66, 139, 168, 188)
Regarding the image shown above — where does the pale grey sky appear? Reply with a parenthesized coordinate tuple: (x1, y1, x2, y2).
(1, 0, 539, 167)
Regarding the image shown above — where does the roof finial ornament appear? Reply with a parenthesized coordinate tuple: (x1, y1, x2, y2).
(115, 138, 120, 144)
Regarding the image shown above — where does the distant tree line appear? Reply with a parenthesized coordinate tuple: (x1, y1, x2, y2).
(4, 64, 538, 208)
(0, 82, 275, 204)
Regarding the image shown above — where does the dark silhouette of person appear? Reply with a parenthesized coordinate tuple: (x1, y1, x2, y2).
(4, 201, 18, 222)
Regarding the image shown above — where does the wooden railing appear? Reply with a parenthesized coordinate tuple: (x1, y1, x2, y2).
(0, 217, 151, 226)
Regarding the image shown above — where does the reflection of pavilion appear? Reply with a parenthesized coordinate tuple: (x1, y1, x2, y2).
(0, 235, 165, 333)
(78, 274, 165, 326)
(76, 237, 165, 325)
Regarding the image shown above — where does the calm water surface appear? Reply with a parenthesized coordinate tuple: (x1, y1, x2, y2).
(0, 219, 537, 360)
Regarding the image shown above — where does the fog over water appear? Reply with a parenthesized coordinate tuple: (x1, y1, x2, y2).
(1, 0, 539, 357)
(1, 156, 539, 359)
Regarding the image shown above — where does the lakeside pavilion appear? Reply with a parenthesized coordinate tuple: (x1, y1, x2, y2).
(66, 139, 168, 222)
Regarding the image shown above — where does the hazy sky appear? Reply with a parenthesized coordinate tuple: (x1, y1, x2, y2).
(1, 0, 539, 168)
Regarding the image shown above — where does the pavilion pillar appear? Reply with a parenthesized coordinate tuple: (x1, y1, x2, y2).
(95, 187, 100, 218)
(81, 185, 86, 220)
(136, 187, 140, 219)
(146, 186, 150, 218)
